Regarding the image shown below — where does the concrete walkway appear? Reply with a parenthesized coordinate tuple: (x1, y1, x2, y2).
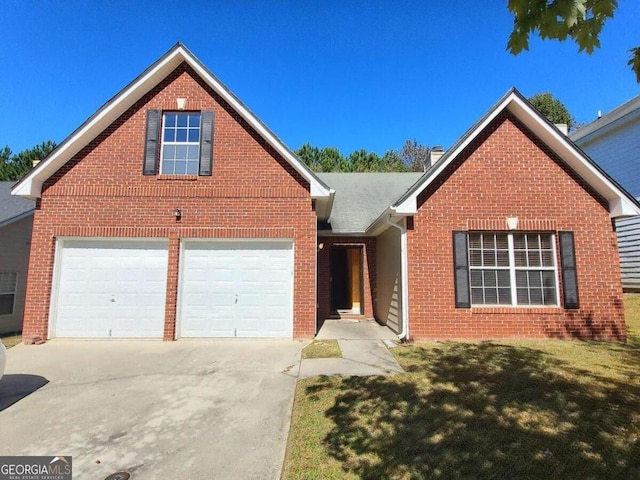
(299, 320, 404, 377)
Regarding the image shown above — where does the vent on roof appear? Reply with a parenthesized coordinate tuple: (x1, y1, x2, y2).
(428, 146, 445, 168)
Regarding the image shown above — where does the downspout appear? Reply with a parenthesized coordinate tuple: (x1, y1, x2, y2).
(385, 214, 410, 341)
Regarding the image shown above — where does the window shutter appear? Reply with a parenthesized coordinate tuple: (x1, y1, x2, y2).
(453, 231, 471, 308)
(143, 110, 161, 175)
(559, 231, 579, 309)
(199, 110, 214, 176)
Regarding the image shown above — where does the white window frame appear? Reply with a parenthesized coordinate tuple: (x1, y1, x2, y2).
(469, 233, 560, 307)
(0, 272, 18, 316)
(160, 112, 201, 175)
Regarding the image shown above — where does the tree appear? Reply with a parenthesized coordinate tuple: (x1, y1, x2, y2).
(399, 139, 431, 172)
(0, 140, 57, 181)
(507, 0, 640, 82)
(528, 92, 575, 130)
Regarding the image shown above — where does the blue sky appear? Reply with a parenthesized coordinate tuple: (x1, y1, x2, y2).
(1, 1, 638, 156)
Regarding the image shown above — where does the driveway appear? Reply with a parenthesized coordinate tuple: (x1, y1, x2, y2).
(0, 340, 306, 480)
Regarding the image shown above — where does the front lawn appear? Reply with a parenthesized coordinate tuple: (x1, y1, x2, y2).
(283, 295, 640, 479)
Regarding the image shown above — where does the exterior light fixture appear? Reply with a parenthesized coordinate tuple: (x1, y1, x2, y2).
(173, 207, 182, 219)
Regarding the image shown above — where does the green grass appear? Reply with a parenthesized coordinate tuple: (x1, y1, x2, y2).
(0, 332, 22, 349)
(283, 295, 640, 479)
(301, 340, 342, 359)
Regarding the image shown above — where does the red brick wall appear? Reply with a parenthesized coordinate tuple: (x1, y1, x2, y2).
(407, 111, 625, 342)
(23, 62, 317, 340)
(316, 237, 376, 321)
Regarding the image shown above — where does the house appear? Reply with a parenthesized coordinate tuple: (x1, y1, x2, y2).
(570, 96, 640, 292)
(13, 43, 640, 343)
(0, 182, 35, 334)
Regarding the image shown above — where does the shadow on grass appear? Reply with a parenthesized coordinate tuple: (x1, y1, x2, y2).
(306, 342, 640, 479)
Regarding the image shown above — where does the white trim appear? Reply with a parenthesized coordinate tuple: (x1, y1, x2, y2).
(12, 44, 332, 208)
(392, 91, 640, 220)
(384, 215, 410, 340)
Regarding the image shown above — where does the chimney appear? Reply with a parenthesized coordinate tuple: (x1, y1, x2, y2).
(428, 145, 445, 168)
(554, 123, 568, 135)
(32, 159, 41, 167)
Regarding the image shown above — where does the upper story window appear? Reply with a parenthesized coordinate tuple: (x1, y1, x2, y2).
(161, 112, 201, 175)
(0, 272, 17, 315)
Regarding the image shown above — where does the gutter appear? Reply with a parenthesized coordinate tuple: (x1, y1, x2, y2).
(384, 214, 410, 341)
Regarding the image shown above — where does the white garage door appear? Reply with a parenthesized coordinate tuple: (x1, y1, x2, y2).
(52, 239, 169, 338)
(178, 240, 293, 338)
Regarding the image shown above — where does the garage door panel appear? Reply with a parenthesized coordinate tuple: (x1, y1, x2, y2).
(53, 239, 168, 338)
(179, 240, 293, 338)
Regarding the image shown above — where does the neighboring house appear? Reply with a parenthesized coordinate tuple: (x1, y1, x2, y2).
(13, 44, 640, 343)
(0, 182, 35, 334)
(570, 96, 640, 292)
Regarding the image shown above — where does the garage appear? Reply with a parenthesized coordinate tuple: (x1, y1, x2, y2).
(51, 239, 169, 338)
(178, 240, 293, 338)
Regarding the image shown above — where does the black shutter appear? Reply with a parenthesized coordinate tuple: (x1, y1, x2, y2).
(559, 231, 579, 309)
(453, 231, 471, 308)
(199, 110, 214, 176)
(143, 110, 161, 175)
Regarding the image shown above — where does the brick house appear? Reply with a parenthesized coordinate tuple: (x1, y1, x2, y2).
(13, 44, 640, 342)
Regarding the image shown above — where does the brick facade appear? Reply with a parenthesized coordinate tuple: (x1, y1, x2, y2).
(22, 62, 317, 340)
(406, 111, 625, 341)
(316, 237, 376, 322)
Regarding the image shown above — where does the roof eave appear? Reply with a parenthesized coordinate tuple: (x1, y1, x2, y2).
(0, 209, 34, 229)
(12, 43, 332, 204)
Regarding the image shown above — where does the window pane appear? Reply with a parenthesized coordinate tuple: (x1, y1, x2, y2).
(469, 234, 481, 249)
(470, 270, 482, 287)
(516, 271, 527, 288)
(176, 145, 188, 160)
(484, 288, 498, 304)
(186, 161, 199, 175)
(188, 129, 199, 142)
(496, 250, 509, 266)
(165, 114, 176, 127)
(484, 235, 496, 249)
(162, 145, 176, 160)
(542, 271, 556, 288)
(497, 270, 511, 287)
(176, 129, 187, 142)
(543, 288, 557, 305)
(529, 288, 543, 305)
(513, 234, 526, 249)
(498, 288, 512, 305)
(540, 235, 552, 249)
(0, 294, 14, 315)
(174, 161, 186, 175)
(483, 250, 496, 267)
(529, 272, 542, 288)
(527, 234, 540, 249)
(161, 161, 174, 174)
(177, 114, 188, 127)
(514, 251, 527, 267)
(471, 288, 484, 304)
(495, 234, 508, 249)
(528, 251, 541, 267)
(0, 273, 17, 293)
(541, 250, 554, 267)
(517, 288, 529, 305)
(187, 146, 200, 160)
(484, 271, 497, 287)
(164, 129, 175, 142)
(189, 114, 200, 127)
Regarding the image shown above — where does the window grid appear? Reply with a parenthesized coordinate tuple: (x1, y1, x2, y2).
(0, 272, 17, 315)
(160, 112, 201, 175)
(468, 233, 558, 307)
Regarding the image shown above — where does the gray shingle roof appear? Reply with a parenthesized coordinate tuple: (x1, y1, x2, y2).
(0, 182, 35, 226)
(318, 173, 423, 234)
(570, 95, 640, 142)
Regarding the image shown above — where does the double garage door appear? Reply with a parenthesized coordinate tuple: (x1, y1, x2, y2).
(51, 239, 293, 338)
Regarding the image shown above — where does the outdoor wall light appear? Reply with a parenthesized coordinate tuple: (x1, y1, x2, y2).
(506, 216, 519, 230)
(173, 207, 182, 219)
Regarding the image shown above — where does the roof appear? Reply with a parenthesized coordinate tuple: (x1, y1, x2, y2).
(11, 42, 334, 220)
(318, 173, 423, 234)
(0, 181, 34, 228)
(386, 88, 640, 225)
(570, 95, 640, 143)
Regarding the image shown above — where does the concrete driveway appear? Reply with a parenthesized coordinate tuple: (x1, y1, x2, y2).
(0, 340, 306, 480)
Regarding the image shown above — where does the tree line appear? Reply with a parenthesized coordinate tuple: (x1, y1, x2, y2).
(0, 141, 57, 181)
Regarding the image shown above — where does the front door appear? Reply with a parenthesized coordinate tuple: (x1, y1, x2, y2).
(329, 246, 363, 314)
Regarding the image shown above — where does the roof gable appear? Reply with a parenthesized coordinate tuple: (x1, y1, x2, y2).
(391, 88, 640, 221)
(11, 43, 333, 218)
